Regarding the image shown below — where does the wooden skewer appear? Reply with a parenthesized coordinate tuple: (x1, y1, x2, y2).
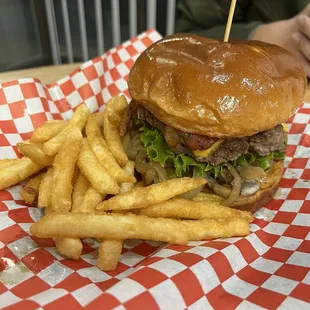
(223, 0, 237, 42)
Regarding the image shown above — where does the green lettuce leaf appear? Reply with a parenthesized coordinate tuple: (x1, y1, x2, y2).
(244, 152, 256, 164)
(273, 151, 286, 160)
(256, 152, 285, 170)
(173, 154, 206, 177)
(138, 119, 175, 166)
(136, 119, 285, 178)
(236, 155, 247, 166)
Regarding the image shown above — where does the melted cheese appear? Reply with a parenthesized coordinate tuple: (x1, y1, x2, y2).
(282, 123, 288, 133)
(193, 139, 224, 157)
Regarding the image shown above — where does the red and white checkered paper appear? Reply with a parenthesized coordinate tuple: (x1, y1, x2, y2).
(0, 29, 309, 310)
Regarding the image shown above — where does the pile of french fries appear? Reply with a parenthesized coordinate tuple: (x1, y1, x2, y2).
(0, 95, 253, 271)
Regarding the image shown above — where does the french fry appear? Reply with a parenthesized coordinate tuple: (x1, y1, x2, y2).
(56, 173, 93, 260)
(77, 139, 119, 195)
(85, 116, 102, 140)
(54, 237, 83, 260)
(0, 158, 20, 169)
(38, 167, 54, 207)
(20, 173, 44, 204)
(44, 104, 90, 156)
(58, 185, 103, 260)
(51, 127, 82, 212)
(30, 213, 189, 245)
(98, 240, 123, 271)
(0, 158, 42, 190)
(137, 198, 253, 222)
(30, 121, 68, 143)
(192, 192, 224, 204)
(183, 218, 250, 241)
(56, 186, 103, 259)
(105, 95, 128, 126)
(103, 96, 128, 167)
(119, 161, 135, 193)
(51, 132, 85, 258)
(17, 142, 54, 166)
(86, 118, 135, 183)
(71, 166, 80, 186)
(96, 177, 207, 211)
(75, 186, 104, 213)
(91, 112, 104, 127)
(48, 189, 83, 259)
(68, 104, 91, 130)
(98, 161, 135, 271)
(110, 95, 128, 120)
(43, 125, 76, 156)
(71, 172, 89, 211)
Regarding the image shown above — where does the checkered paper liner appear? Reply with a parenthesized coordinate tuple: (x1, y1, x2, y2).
(0, 29, 309, 310)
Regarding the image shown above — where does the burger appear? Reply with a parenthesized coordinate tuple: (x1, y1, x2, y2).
(121, 34, 306, 212)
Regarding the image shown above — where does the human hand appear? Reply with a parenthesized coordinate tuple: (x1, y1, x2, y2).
(251, 3, 310, 76)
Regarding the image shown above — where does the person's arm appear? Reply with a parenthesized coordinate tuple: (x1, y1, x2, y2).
(176, 0, 258, 40)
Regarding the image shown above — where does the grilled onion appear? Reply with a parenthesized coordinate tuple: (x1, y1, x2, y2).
(237, 164, 266, 181)
(222, 164, 242, 206)
(178, 183, 205, 199)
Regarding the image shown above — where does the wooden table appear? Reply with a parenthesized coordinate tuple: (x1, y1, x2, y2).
(1, 64, 310, 102)
(0, 64, 81, 85)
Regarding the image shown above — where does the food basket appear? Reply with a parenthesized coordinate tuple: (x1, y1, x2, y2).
(0, 29, 309, 310)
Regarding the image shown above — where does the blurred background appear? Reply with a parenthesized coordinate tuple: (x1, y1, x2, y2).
(0, 0, 180, 72)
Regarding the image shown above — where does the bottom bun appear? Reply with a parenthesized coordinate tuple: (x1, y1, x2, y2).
(230, 161, 283, 213)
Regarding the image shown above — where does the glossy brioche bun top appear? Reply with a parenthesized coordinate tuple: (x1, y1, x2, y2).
(128, 34, 306, 138)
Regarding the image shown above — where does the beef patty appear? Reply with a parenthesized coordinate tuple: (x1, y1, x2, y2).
(123, 103, 287, 166)
(249, 124, 286, 156)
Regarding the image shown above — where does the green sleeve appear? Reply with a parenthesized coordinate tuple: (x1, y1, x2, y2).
(175, 0, 305, 40)
(175, 0, 255, 39)
(184, 22, 262, 40)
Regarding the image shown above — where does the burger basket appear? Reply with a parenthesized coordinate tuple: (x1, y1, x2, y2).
(0, 29, 309, 310)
